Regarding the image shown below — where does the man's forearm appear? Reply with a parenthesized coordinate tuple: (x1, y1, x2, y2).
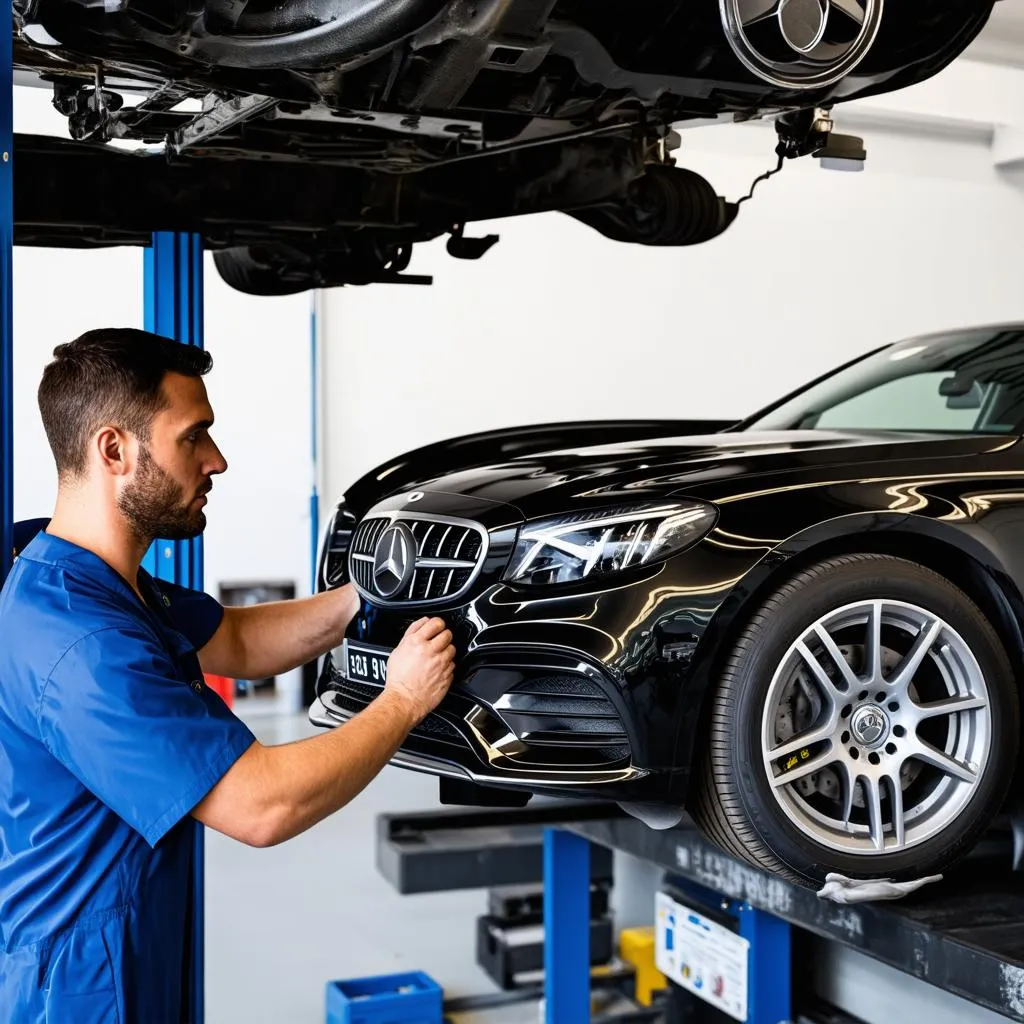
(212, 585, 359, 680)
(194, 617, 455, 848)
(260, 693, 416, 843)
(194, 691, 417, 847)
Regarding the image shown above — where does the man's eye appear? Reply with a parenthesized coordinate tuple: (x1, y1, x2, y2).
(186, 432, 199, 444)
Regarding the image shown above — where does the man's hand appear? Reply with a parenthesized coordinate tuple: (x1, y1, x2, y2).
(384, 617, 456, 724)
(193, 614, 457, 848)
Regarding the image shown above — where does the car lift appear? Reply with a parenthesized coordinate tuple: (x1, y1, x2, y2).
(0, 25, 209, 1024)
(379, 803, 1024, 1023)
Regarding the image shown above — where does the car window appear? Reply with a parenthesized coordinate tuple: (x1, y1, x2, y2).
(745, 328, 1024, 435)
(812, 372, 988, 432)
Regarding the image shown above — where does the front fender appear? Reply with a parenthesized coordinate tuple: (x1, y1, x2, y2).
(671, 482, 1024, 797)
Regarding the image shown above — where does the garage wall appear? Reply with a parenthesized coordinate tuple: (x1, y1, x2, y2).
(320, 119, 1024, 510)
(10, 87, 313, 602)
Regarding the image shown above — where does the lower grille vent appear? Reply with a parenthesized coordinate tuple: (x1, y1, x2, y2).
(493, 675, 630, 767)
(325, 676, 465, 747)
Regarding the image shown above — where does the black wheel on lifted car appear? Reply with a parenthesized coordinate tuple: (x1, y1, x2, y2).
(692, 553, 1019, 886)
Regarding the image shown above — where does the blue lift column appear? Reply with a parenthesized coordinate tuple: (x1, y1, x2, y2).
(543, 828, 793, 1024)
(143, 230, 207, 1024)
(143, 232, 205, 587)
(0, 13, 13, 586)
(543, 829, 593, 1024)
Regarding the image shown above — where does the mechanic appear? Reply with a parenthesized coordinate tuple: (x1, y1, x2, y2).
(0, 327, 456, 1023)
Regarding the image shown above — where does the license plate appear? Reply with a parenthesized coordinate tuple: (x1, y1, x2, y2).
(341, 640, 392, 686)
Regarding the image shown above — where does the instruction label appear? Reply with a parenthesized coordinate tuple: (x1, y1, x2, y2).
(655, 891, 749, 1022)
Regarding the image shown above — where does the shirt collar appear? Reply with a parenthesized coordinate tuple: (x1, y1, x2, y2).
(20, 530, 154, 608)
(21, 531, 197, 659)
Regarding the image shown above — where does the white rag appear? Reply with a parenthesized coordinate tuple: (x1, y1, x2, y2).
(816, 872, 943, 904)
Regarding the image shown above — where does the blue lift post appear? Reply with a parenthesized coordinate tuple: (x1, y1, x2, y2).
(543, 828, 593, 1023)
(143, 231, 205, 588)
(143, 230, 207, 1024)
(544, 830, 792, 1024)
(0, 13, 13, 586)
(309, 291, 320, 592)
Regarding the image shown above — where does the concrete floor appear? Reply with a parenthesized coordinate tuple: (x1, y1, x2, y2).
(204, 710, 517, 1024)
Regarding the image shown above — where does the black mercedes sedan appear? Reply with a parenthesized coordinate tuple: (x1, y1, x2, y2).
(311, 324, 1024, 885)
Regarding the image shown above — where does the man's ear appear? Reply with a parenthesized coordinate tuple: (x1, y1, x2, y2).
(94, 426, 134, 477)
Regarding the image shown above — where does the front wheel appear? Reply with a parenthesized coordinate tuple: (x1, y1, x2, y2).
(692, 553, 1019, 885)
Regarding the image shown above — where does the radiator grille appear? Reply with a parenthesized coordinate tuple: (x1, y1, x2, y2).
(350, 513, 487, 605)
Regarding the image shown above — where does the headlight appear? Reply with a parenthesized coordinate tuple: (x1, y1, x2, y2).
(505, 501, 717, 587)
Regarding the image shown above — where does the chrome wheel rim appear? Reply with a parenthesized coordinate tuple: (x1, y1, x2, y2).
(761, 599, 992, 856)
(720, 0, 884, 89)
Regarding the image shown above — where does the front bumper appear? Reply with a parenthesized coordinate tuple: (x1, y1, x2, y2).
(310, 488, 754, 804)
(311, 645, 658, 800)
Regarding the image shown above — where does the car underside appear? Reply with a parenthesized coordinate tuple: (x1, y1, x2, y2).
(11, 0, 998, 292)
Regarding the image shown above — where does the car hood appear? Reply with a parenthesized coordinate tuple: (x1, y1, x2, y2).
(398, 429, 1013, 519)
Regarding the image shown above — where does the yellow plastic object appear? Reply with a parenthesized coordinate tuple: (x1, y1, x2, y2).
(619, 927, 668, 1007)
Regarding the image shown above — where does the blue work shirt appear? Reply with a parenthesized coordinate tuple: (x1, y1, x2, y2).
(0, 531, 256, 1023)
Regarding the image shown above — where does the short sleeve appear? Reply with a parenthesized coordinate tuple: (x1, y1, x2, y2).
(146, 578, 225, 652)
(37, 624, 256, 847)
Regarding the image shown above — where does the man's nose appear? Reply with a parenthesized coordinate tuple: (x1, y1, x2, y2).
(207, 442, 228, 476)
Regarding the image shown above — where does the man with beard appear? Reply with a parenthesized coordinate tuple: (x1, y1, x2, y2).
(0, 328, 456, 1023)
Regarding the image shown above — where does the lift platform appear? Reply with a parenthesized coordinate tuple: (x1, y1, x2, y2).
(379, 804, 1024, 1023)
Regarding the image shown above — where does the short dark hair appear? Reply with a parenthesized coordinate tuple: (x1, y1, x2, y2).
(38, 327, 213, 476)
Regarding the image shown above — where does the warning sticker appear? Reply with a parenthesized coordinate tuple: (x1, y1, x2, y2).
(654, 891, 750, 1022)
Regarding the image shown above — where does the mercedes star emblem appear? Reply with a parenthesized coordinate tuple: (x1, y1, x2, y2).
(372, 523, 416, 599)
(851, 705, 888, 747)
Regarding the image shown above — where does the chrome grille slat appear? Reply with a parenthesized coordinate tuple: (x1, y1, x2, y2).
(418, 523, 435, 556)
(416, 557, 476, 570)
(435, 526, 453, 559)
(349, 511, 489, 606)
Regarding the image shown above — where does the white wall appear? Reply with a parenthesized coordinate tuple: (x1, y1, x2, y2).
(10, 86, 313, 604)
(321, 116, 1024, 507)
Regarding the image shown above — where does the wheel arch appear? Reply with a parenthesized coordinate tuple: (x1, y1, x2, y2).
(677, 512, 1024, 801)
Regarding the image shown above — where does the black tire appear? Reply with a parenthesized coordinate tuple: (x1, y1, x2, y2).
(213, 247, 310, 297)
(692, 553, 1019, 886)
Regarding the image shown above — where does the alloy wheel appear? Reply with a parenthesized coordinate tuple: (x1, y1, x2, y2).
(761, 599, 991, 855)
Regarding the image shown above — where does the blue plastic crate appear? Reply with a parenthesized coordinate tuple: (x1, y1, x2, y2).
(325, 971, 443, 1024)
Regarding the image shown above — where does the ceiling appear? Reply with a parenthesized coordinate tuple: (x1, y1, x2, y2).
(967, 1, 1024, 68)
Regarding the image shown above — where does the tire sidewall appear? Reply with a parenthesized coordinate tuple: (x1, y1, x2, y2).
(726, 558, 1019, 882)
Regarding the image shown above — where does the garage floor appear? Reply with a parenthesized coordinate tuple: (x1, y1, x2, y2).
(204, 710, 520, 1024)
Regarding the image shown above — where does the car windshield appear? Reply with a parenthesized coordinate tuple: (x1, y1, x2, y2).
(744, 327, 1024, 435)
